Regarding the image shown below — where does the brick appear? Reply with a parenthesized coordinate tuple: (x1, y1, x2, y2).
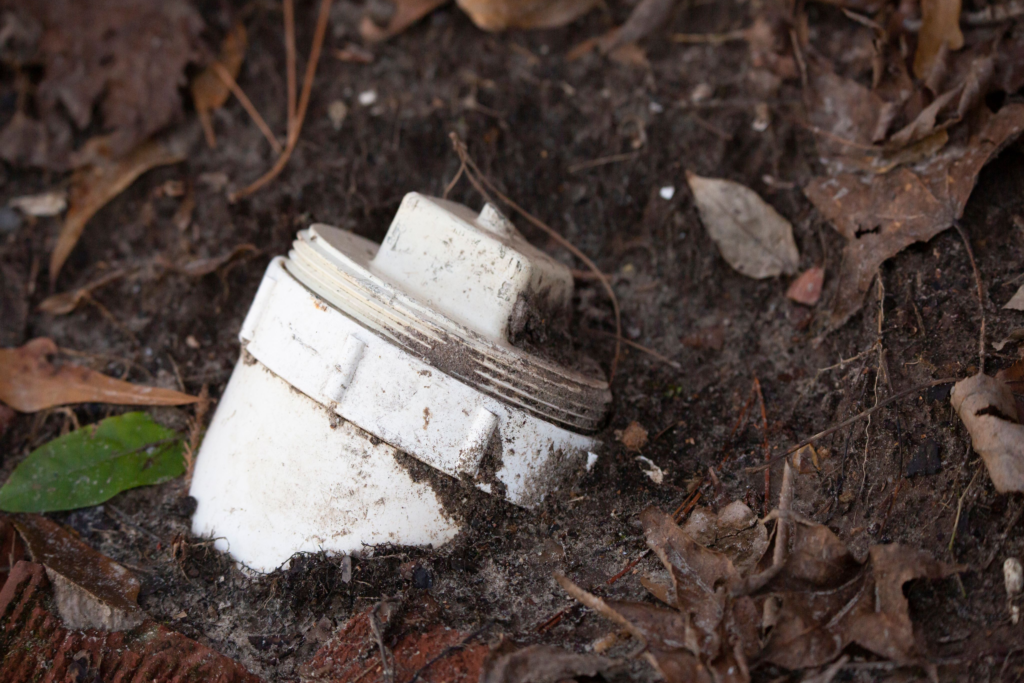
(0, 560, 263, 683)
(300, 603, 488, 683)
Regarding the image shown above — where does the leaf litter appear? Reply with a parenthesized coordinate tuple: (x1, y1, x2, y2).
(0, 0, 204, 170)
(0, 337, 196, 412)
(557, 465, 960, 681)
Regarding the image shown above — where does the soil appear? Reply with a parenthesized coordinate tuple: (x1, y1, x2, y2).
(2, 1, 1024, 681)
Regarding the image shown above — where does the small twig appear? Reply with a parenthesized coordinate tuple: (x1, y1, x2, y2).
(283, 0, 297, 135)
(231, 0, 333, 201)
(754, 377, 770, 512)
(568, 152, 637, 174)
(954, 220, 986, 374)
(606, 550, 649, 585)
(949, 464, 982, 556)
(211, 63, 284, 155)
(672, 29, 748, 44)
(448, 133, 623, 379)
(747, 378, 960, 473)
(585, 327, 681, 370)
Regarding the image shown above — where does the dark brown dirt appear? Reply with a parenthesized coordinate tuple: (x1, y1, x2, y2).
(2, 1, 1024, 681)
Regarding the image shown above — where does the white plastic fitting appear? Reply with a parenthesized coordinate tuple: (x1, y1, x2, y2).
(189, 193, 611, 572)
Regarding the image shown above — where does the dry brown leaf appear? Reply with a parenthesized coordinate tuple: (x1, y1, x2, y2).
(560, 495, 957, 680)
(12, 513, 144, 631)
(914, 0, 964, 79)
(0, 0, 203, 170)
(360, 0, 451, 42)
(886, 86, 960, 149)
(0, 338, 197, 413)
(1005, 283, 1024, 310)
(786, 267, 824, 306)
(456, 0, 598, 30)
(763, 533, 958, 670)
(997, 358, 1024, 422)
(951, 372, 1024, 492)
(192, 23, 248, 149)
(51, 137, 188, 286)
(559, 507, 759, 682)
(805, 63, 885, 168)
(805, 103, 1024, 327)
(686, 172, 799, 279)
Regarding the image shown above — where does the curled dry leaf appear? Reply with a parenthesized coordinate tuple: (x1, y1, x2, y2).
(686, 172, 799, 279)
(951, 372, 1024, 492)
(165, 243, 259, 277)
(1005, 283, 1024, 310)
(51, 135, 189, 285)
(0, 338, 197, 412)
(12, 514, 144, 631)
(192, 23, 248, 148)
(786, 267, 824, 306)
(805, 103, 1024, 327)
(38, 269, 128, 315)
(681, 501, 768, 576)
(360, 0, 450, 42)
(914, 0, 965, 79)
(456, 0, 599, 30)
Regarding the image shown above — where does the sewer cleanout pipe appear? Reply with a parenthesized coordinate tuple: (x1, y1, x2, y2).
(189, 193, 612, 572)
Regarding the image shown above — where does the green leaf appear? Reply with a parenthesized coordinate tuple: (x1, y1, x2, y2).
(0, 412, 184, 512)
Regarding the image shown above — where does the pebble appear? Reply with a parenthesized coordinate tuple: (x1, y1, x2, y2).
(358, 90, 377, 106)
(659, 186, 675, 200)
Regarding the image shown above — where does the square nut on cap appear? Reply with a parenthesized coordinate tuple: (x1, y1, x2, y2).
(370, 193, 573, 343)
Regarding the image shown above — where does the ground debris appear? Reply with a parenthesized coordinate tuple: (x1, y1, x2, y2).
(685, 172, 799, 279)
(951, 366, 1024, 492)
(0, 338, 196, 412)
(558, 491, 959, 680)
